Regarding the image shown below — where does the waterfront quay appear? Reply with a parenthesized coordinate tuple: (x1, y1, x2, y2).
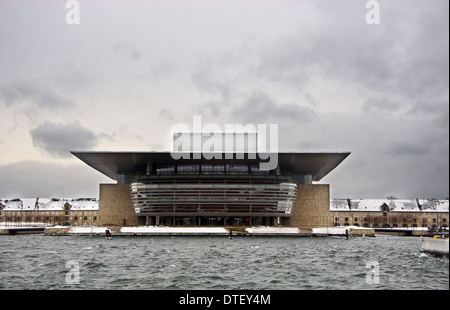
(44, 225, 374, 237)
(3, 223, 447, 237)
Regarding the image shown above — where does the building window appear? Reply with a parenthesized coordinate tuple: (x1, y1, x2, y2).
(93, 216, 97, 221)
(227, 164, 248, 175)
(250, 165, 266, 175)
(201, 165, 214, 174)
(345, 217, 349, 222)
(157, 166, 175, 175)
(178, 165, 200, 174)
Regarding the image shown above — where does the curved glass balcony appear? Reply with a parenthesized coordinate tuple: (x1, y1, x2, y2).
(130, 180, 297, 216)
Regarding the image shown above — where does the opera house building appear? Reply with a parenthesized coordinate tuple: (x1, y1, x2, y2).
(71, 150, 350, 228)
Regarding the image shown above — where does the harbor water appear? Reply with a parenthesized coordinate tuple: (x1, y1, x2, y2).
(0, 234, 448, 290)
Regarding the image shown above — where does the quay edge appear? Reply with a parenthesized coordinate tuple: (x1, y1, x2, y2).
(420, 237, 449, 257)
(43, 226, 375, 237)
(0, 227, 45, 235)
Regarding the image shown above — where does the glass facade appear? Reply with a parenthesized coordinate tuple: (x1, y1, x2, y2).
(128, 163, 301, 226)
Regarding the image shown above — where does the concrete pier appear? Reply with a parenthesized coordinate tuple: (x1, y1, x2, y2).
(0, 227, 45, 235)
(312, 226, 375, 237)
(420, 237, 449, 257)
(42, 225, 377, 237)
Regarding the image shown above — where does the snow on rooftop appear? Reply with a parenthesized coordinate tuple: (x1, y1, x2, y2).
(1, 197, 447, 213)
(330, 198, 449, 212)
(312, 226, 373, 235)
(120, 226, 229, 234)
(0, 198, 98, 211)
(245, 226, 300, 234)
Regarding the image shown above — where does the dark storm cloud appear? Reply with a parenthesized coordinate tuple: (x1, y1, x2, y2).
(407, 99, 450, 120)
(158, 108, 175, 121)
(231, 91, 316, 124)
(191, 61, 235, 106)
(0, 161, 112, 198)
(389, 142, 430, 156)
(29, 121, 98, 158)
(0, 79, 74, 112)
(0, 0, 447, 199)
(258, 0, 449, 105)
(190, 0, 448, 128)
(257, 19, 396, 92)
(362, 97, 400, 113)
(113, 42, 143, 62)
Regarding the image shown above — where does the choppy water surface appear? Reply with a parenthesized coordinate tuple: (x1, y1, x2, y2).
(0, 234, 448, 290)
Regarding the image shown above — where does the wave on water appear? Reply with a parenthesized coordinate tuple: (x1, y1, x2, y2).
(0, 235, 448, 290)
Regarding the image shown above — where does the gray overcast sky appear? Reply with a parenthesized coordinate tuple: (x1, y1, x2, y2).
(0, 0, 448, 199)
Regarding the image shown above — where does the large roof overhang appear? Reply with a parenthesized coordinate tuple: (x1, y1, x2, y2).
(71, 151, 350, 182)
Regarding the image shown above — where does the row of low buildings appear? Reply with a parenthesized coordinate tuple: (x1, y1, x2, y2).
(1, 196, 447, 229)
(0, 198, 98, 227)
(330, 198, 448, 229)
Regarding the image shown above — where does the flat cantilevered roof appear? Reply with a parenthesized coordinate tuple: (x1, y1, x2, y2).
(71, 151, 350, 182)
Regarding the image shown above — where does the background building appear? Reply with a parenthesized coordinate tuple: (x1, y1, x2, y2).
(0, 198, 98, 226)
(331, 198, 448, 229)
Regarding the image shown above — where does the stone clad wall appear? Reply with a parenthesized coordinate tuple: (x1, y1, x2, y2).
(290, 184, 330, 229)
(97, 184, 138, 227)
(97, 183, 332, 228)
